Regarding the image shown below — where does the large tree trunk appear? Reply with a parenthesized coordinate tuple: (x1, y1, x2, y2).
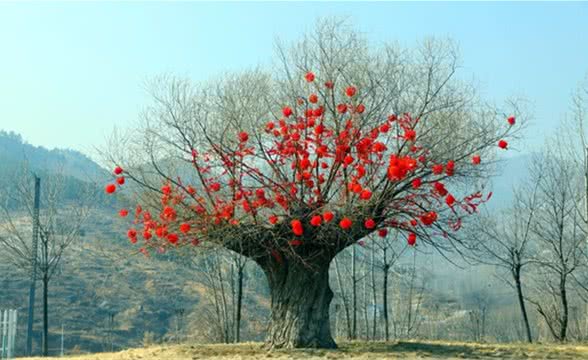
(263, 255, 337, 349)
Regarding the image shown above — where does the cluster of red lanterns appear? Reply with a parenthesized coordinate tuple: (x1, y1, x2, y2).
(105, 70, 516, 251)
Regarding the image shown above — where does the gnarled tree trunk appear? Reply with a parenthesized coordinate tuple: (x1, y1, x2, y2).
(261, 254, 337, 349)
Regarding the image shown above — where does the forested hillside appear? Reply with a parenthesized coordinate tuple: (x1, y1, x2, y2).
(0, 131, 578, 356)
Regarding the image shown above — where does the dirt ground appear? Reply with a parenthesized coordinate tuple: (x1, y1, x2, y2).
(21, 340, 588, 359)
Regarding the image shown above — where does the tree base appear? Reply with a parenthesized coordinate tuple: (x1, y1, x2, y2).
(262, 254, 337, 349)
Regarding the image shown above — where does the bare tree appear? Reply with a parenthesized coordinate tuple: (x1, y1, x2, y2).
(0, 166, 93, 356)
(471, 178, 541, 343)
(102, 19, 521, 348)
(526, 143, 586, 342)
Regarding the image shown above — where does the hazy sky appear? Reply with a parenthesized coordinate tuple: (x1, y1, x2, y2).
(0, 2, 586, 158)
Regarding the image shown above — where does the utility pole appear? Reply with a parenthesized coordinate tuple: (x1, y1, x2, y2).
(26, 176, 40, 356)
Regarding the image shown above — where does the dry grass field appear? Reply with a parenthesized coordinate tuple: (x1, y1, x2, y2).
(21, 340, 588, 359)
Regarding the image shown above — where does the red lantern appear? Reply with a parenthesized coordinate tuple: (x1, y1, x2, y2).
(323, 211, 334, 222)
(339, 217, 352, 230)
(291, 219, 304, 236)
(105, 184, 116, 194)
(310, 215, 322, 227)
(364, 218, 376, 229)
(345, 86, 357, 97)
(283, 106, 293, 117)
(407, 233, 417, 246)
(180, 223, 191, 234)
(498, 140, 508, 149)
(239, 131, 249, 142)
(360, 189, 372, 200)
(305, 72, 315, 82)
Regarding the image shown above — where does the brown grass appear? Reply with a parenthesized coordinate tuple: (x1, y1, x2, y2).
(22, 340, 588, 359)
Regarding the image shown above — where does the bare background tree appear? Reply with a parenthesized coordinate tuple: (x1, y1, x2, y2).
(0, 165, 93, 356)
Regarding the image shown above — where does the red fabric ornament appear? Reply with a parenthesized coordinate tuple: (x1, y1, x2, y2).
(180, 223, 191, 234)
(305, 72, 315, 82)
(323, 211, 335, 222)
(446, 160, 455, 176)
(364, 218, 376, 229)
(446, 194, 456, 207)
(344, 155, 354, 166)
(127, 228, 137, 239)
(269, 215, 279, 225)
(291, 219, 304, 236)
(420, 211, 438, 226)
(434, 182, 448, 196)
(105, 184, 116, 194)
(360, 189, 372, 200)
(345, 86, 357, 97)
(310, 215, 322, 227)
(239, 131, 249, 142)
(404, 129, 416, 142)
(407, 233, 417, 246)
(339, 217, 352, 230)
(167, 233, 179, 245)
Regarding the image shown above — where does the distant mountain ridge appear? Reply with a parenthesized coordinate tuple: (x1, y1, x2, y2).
(0, 130, 108, 182)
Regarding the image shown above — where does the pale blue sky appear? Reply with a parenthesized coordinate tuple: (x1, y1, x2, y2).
(0, 2, 586, 158)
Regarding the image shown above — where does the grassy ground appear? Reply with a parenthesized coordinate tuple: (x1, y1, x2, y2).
(22, 340, 588, 359)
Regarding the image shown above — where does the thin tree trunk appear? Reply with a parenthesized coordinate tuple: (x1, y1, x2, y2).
(362, 266, 369, 340)
(383, 264, 390, 341)
(371, 246, 377, 340)
(334, 257, 352, 339)
(235, 262, 244, 343)
(560, 274, 569, 342)
(513, 267, 533, 343)
(42, 275, 48, 357)
(351, 246, 357, 339)
(216, 256, 230, 343)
